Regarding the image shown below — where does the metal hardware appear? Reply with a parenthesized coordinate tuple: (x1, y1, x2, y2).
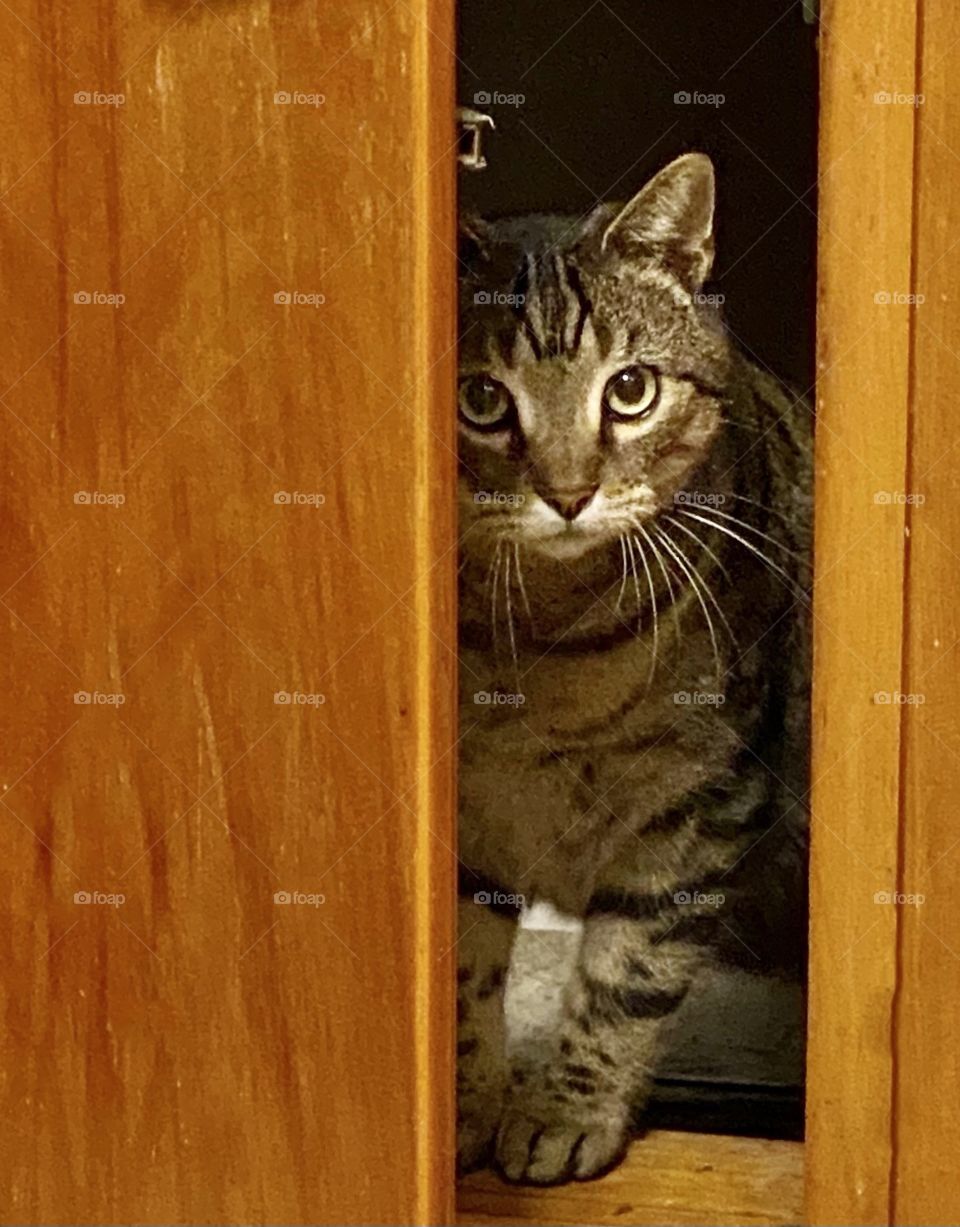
(457, 107, 495, 171)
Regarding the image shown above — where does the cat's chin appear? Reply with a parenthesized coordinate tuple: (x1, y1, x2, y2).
(525, 528, 611, 562)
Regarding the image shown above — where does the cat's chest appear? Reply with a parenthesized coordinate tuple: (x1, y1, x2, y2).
(459, 627, 720, 750)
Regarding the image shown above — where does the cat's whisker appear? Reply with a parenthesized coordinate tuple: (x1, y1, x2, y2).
(631, 533, 659, 687)
(677, 509, 809, 602)
(487, 536, 505, 652)
(513, 540, 534, 627)
(484, 537, 500, 593)
(616, 534, 630, 612)
(664, 514, 732, 584)
(726, 492, 793, 526)
(623, 533, 644, 635)
(632, 519, 683, 653)
(660, 523, 738, 649)
(503, 540, 519, 669)
(679, 505, 800, 559)
(654, 527, 723, 690)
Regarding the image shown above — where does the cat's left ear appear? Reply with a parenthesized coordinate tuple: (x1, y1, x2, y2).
(601, 153, 715, 290)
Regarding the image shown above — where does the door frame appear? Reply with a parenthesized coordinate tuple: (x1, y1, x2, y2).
(807, 0, 960, 1222)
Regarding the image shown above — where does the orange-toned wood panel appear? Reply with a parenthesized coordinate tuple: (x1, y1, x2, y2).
(806, 1, 917, 1223)
(894, 0, 960, 1220)
(459, 1131, 803, 1227)
(0, 2, 456, 1223)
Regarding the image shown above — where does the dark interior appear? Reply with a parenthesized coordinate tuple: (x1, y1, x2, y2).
(458, 0, 818, 391)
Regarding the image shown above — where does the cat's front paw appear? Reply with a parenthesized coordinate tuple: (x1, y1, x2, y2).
(495, 1096, 630, 1185)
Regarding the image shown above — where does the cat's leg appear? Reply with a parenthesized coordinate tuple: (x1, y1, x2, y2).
(457, 893, 517, 1173)
(496, 888, 709, 1184)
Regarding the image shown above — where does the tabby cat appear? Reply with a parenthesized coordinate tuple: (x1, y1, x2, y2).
(456, 152, 811, 1184)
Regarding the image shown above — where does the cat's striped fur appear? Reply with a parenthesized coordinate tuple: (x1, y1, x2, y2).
(456, 154, 811, 1184)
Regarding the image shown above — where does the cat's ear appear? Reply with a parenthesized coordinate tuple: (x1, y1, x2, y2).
(601, 153, 715, 289)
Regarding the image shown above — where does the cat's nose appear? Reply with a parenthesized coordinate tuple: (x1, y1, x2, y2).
(542, 486, 598, 521)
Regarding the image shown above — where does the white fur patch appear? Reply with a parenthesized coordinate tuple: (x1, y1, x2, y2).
(521, 900, 584, 933)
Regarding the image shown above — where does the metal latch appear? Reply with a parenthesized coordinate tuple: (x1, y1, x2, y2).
(457, 107, 495, 171)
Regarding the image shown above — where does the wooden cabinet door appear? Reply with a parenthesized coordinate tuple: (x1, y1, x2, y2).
(810, 2, 960, 1223)
(0, 2, 456, 1222)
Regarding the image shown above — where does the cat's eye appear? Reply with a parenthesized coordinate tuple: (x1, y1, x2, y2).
(602, 365, 660, 421)
(458, 374, 515, 432)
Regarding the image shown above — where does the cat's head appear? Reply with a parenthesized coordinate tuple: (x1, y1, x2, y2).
(458, 152, 735, 563)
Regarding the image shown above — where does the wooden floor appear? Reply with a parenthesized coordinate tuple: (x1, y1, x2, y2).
(457, 1130, 804, 1226)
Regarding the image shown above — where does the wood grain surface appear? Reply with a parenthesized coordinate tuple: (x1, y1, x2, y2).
(0, 2, 457, 1223)
(806, 1, 917, 1222)
(458, 1130, 804, 1227)
(812, 2, 960, 1224)
(893, 0, 960, 1220)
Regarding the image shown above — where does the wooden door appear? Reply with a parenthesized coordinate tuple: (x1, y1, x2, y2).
(0, 2, 457, 1223)
(809, 1, 960, 1223)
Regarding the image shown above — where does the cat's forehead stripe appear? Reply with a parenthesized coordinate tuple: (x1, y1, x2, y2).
(511, 245, 595, 362)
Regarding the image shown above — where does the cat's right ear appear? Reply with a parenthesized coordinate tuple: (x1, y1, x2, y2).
(459, 215, 494, 267)
(600, 153, 715, 290)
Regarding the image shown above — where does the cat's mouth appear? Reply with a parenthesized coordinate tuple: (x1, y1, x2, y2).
(525, 522, 612, 560)
(519, 491, 646, 560)
(524, 516, 633, 562)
